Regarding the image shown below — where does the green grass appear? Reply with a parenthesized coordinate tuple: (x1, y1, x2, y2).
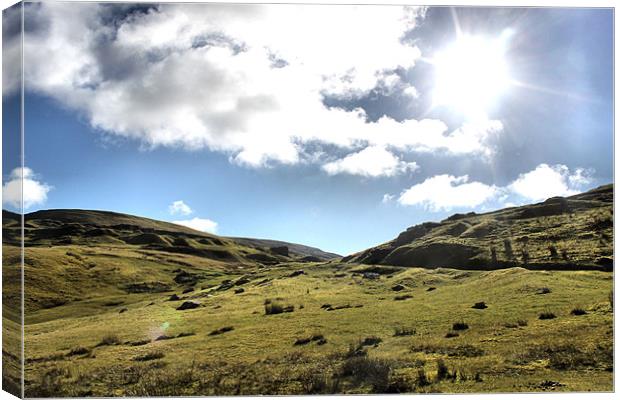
(10, 249, 613, 395)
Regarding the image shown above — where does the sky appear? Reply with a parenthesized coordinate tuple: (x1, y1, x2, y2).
(2, 3, 614, 255)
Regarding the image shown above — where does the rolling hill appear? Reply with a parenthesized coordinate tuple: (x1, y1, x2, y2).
(345, 184, 613, 271)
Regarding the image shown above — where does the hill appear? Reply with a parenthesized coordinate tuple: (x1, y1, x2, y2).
(230, 237, 340, 260)
(345, 184, 613, 271)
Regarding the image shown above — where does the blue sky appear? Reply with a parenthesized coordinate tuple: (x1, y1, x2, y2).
(2, 4, 613, 255)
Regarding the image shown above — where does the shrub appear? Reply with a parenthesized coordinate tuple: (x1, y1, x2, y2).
(445, 331, 459, 338)
(472, 302, 487, 309)
(570, 308, 587, 316)
(548, 245, 558, 258)
(539, 312, 556, 320)
(452, 321, 469, 331)
(294, 337, 312, 346)
(98, 334, 121, 346)
(133, 351, 165, 362)
(340, 355, 392, 392)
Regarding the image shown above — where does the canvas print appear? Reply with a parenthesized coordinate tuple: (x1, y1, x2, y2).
(1, 1, 614, 397)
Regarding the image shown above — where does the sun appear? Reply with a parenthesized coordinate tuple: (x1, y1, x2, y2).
(432, 30, 513, 120)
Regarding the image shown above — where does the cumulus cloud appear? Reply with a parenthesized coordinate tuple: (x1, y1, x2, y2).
(8, 3, 502, 169)
(397, 174, 498, 211)
(508, 163, 593, 201)
(172, 217, 218, 234)
(2, 167, 52, 210)
(322, 146, 418, 177)
(394, 163, 594, 212)
(168, 200, 193, 216)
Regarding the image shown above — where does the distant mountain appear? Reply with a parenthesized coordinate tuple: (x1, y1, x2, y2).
(2, 208, 337, 263)
(345, 184, 613, 271)
(229, 237, 340, 261)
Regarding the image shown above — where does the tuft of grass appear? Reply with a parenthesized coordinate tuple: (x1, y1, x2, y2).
(67, 346, 91, 357)
(265, 302, 294, 315)
(393, 327, 415, 337)
(209, 326, 234, 336)
(133, 351, 165, 362)
(570, 308, 587, 316)
(538, 312, 557, 320)
(452, 321, 469, 331)
(98, 334, 121, 346)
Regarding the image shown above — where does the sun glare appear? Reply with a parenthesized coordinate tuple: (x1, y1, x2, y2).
(432, 30, 513, 120)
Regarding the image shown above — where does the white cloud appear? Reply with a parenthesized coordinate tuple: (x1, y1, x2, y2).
(168, 200, 193, 216)
(508, 163, 592, 201)
(8, 3, 501, 169)
(397, 174, 498, 211)
(172, 217, 218, 234)
(322, 146, 418, 177)
(2, 167, 52, 210)
(393, 163, 595, 212)
(382, 194, 395, 204)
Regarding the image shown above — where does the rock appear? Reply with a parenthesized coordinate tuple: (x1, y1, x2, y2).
(168, 294, 180, 301)
(472, 302, 488, 309)
(289, 270, 305, 277)
(182, 287, 193, 294)
(176, 301, 200, 310)
(391, 284, 406, 292)
(234, 276, 251, 286)
(234, 288, 245, 294)
(363, 272, 380, 280)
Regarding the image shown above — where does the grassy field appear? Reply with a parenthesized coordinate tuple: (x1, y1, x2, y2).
(6, 247, 613, 396)
(1, 188, 614, 396)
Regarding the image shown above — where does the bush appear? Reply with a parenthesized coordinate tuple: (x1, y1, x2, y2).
(539, 312, 556, 320)
(340, 355, 392, 392)
(133, 351, 165, 362)
(452, 321, 469, 331)
(570, 308, 587, 316)
(361, 336, 382, 346)
(98, 334, 121, 346)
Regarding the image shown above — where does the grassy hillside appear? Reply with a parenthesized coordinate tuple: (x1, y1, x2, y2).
(1, 190, 613, 395)
(346, 184, 613, 271)
(230, 237, 340, 260)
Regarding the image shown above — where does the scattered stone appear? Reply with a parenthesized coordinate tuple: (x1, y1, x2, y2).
(176, 300, 200, 310)
(234, 288, 245, 294)
(168, 294, 180, 301)
(391, 284, 406, 292)
(363, 272, 380, 280)
(426, 287, 437, 291)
